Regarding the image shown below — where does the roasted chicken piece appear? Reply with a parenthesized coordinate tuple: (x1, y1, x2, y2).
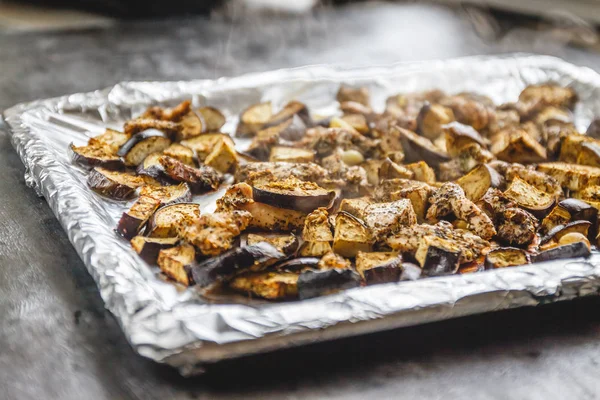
(180, 210, 252, 256)
(426, 182, 496, 240)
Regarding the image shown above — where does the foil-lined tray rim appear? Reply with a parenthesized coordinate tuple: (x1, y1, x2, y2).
(5, 53, 600, 375)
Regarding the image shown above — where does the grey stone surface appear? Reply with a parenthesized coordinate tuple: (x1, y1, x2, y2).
(3, 3, 600, 399)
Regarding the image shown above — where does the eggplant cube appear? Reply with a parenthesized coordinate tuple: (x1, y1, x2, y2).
(333, 212, 373, 258)
(131, 236, 179, 264)
(229, 271, 299, 300)
(297, 268, 361, 300)
(355, 251, 402, 285)
(117, 195, 162, 239)
(157, 244, 196, 286)
(415, 237, 461, 276)
(204, 138, 239, 173)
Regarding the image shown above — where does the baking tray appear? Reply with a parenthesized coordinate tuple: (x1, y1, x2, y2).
(5, 54, 600, 376)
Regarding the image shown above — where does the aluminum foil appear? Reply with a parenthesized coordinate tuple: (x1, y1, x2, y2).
(5, 54, 600, 376)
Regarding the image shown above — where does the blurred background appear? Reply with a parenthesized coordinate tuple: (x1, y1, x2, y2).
(2, 0, 600, 107)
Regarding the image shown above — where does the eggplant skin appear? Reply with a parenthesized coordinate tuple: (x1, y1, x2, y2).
(117, 129, 171, 166)
(191, 242, 285, 289)
(531, 241, 591, 263)
(87, 168, 137, 200)
(275, 257, 321, 272)
(69, 144, 124, 170)
(297, 268, 361, 300)
(116, 196, 161, 239)
(252, 184, 335, 213)
(130, 236, 179, 264)
(159, 156, 222, 194)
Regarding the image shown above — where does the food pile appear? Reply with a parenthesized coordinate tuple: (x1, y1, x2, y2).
(70, 83, 600, 300)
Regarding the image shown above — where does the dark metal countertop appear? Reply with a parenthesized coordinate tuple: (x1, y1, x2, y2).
(3, 3, 600, 399)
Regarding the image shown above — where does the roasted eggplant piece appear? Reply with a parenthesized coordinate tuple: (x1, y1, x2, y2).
(266, 101, 311, 128)
(416, 103, 455, 140)
(236, 102, 273, 137)
(69, 144, 124, 170)
(180, 133, 235, 162)
(229, 271, 299, 300)
(147, 202, 201, 238)
(415, 236, 461, 276)
(204, 137, 238, 173)
(518, 84, 577, 110)
(336, 85, 370, 106)
(387, 222, 489, 264)
(176, 111, 204, 141)
(577, 141, 600, 168)
(245, 232, 299, 255)
(490, 128, 546, 163)
(355, 251, 402, 285)
(503, 177, 555, 218)
(139, 183, 192, 206)
(396, 127, 450, 167)
(245, 202, 307, 232)
(443, 121, 487, 157)
(339, 197, 372, 218)
(440, 94, 492, 131)
(130, 236, 179, 264)
(276, 257, 321, 272)
(297, 268, 361, 300)
(163, 143, 195, 166)
(269, 146, 315, 163)
(116, 195, 161, 239)
(218, 183, 308, 231)
(404, 161, 436, 184)
(191, 242, 285, 290)
(252, 177, 335, 213)
(531, 241, 591, 263)
(541, 199, 598, 236)
(332, 211, 373, 258)
(341, 114, 369, 134)
(587, 118, 600, 139)
(378, 158, 414, 180)
(123, 118, 179, 138)
(299, 208, 334, 257)
(117, 129, 171, 167)
(157, 244, 195, 286)
(159, 156, 222, 194)
(381, 180, 433, 223)
(317, 251, 352, 270)
(136, 152, 172, 183)
(196, 106, 227, 132)
(484, 247, 529, 269)
(87, 128, 130, 152)
(87, 167, 146, 200)
(540, 220, 591, 245)
(456, 164, 504, 202)
(235, 162, 328, 183)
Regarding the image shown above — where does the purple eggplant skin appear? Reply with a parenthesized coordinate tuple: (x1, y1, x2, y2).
(87, 168, 136, 200)
(117, 129, 167, 157)
(116, 213, 145, 240)
(399, 262, 422, 281)
(587, 118, 600, 139)
(278, 114, 309, 142)
(362, 260, 402, 285)
(69, 144, 124, 170)
(131, 236, 179, 264)
(540, 220, 592, 245)
(559, 198, 598, 238)
(275, 257, 321, 272)
(251, 186, 336, 213)
(532, 241, 591, 263)
(397, 126, 450, 167)
(297, 268, 361, 300)
(191, 242, 285, 289)
(136, 161, 175, 185)
(422, 247, 460, 277)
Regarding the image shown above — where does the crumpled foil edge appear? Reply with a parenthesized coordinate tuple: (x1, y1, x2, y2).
(4, 54, 600, 376)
